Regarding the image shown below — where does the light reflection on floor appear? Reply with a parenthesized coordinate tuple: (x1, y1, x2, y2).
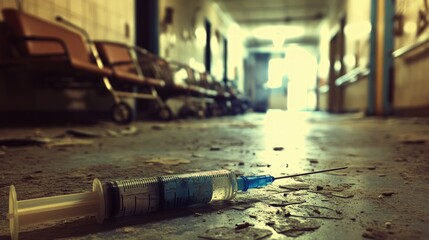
(259, 110, 317, 177)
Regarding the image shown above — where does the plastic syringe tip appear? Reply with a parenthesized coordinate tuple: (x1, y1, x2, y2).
(236, 175, 275, 191)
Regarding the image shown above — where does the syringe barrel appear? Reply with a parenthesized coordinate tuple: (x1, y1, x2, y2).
(104, 169, 237, 218)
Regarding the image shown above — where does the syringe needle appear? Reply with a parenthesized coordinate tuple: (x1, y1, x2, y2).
(274, 166, 348, 180)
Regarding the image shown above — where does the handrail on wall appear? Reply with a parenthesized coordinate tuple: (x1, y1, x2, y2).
(392, 37, 429, 58)
(335, 67, 370, 86)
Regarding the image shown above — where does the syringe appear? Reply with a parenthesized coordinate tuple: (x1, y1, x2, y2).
(8, 167, 347, 240)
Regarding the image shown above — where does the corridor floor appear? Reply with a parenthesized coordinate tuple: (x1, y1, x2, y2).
(0, 111, 428, 239)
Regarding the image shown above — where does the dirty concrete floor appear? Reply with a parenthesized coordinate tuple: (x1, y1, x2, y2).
(0, 111, 428, 240)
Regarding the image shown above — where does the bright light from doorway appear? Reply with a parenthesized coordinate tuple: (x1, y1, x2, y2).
(344, 22, 372, 39)
(266, 58, 285, 89)
(252, 25, 305, 41)
(284, 45, 318, 110)
(195, 26, 207, 48)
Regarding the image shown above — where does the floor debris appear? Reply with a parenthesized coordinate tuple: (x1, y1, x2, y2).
(381, 192, 395, 197)
(235, 222, 254, 230)
(265, 221, 275, 226)
(278, 183, 310, 191)
(385, 222, 392, 229)
(63, 129, 102, 138)
(145, 158, 191, 166)
(362, 227, 388, 240)
(228, 122, 259, 129)
(106, 129, 120, 137)
(288, 205, 343, 220)
(199, 226, 272, 240)
(271, 218, 320, 237)
(210, 147, 221, 151)
(117, 226, 136, 233)
(230, 202, 254, 211)
(192, 153, 204, 158)
(379, 192, 396, 199)
(308, 158, 319, 164)
(330, 192, 354, 199)
(255, 163, 271, 167)
(45, 138, 94, 148)
(267, 200, 306, 207)
(0, 137, 50, 147)
(120, 126, 139, 135)
(1, 113, 429, 239)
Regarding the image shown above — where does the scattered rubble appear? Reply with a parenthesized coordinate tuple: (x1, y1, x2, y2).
(199, 226, 272, 240)
(362, 227, 388, 240)
(279, 183, 310, 191)
(0, 135, 95, 148)
(63, 129, 102, 138)
(255, 163, 271, 167)
(117, 226, 136, 233)
(45, 138, 94, 148)
(0, 137, 50, 147)
(330, 192, 354, 199)
(230, 202, 254, 211)
(378, 192, 396, 199)
(381, 192, 395, 197)
(145, 158, 191, 166)
(308, 158, 319, 164)
(191, 153, 204, 158)
(235, 222, 254, 230)
(120, 126, 139, 135)
(272, 218, 320, 237)
(265, 221, 275, 226)
(268, 200, 306, 207)
(288, 205, 343, 220)
(385, 222, 392, 229)
(106, 129, 120, 137)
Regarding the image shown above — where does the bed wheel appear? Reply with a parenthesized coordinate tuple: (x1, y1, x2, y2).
(158, 106, 173, 121)
(111, 102, 134, 124)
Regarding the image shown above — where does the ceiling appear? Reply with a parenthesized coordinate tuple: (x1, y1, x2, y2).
(215, 0, 344, 49)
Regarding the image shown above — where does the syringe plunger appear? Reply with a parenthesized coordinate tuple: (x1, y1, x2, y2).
(8, 179, 105, 240)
